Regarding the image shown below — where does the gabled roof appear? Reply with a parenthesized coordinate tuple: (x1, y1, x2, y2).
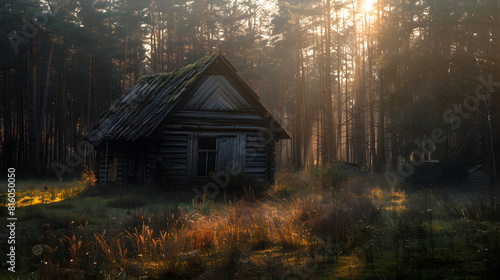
(86, 53, 289, 145)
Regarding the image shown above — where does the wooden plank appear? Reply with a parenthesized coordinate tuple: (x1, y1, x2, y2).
(163, 159, 187, 164)
(163, 124, 269, 132)
(246, 142, 266, 148)
(236, 134, 246, 173)
(164, 119, 266, 128)
(182, 75, 252, 110)
(245, 162, 266, 167)
(204, 89, 235, 110)
(164, 164, 187, 169)
(245, 167, 267, 173)
(161, 135, 188, 141)
(161, 154, 187, 160)
(161, 133, 188, 184)
(164, 176, 188, 181)
(171, 110, 263, 121)
(161, 148, 188, 154)
(246, 152, 267, 158)
(247, 136, 267, 142)
(246, 158, 267, 162)
(181, 75, 213, 108)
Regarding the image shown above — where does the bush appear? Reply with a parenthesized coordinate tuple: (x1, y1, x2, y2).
(77, 165, 97, 187)
(312, 161, 348, 191)
(305, 195, 379, 244)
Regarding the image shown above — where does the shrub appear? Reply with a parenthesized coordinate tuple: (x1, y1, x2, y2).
(275, 168, 297, 187)
(312, 161, 348, 192)
(305, 195, 379, 244)
(272, 184, 292, 198)
(77, 165, 97, 187)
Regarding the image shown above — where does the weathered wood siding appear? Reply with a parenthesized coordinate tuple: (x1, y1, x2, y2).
(245, 134, 275, 182)
(97, 142, 156, 184)
(158, 133, 189, 185)
(144, 141, 158, 184)
(266, 141, 276, 183)
(97, 153, 124, 183)
(98, 155, 107, 183)
(216, 134, 245, 174)
(468, 169, 490, 187)
(94, 72, 283, 186)
(182, 75, 253, 111)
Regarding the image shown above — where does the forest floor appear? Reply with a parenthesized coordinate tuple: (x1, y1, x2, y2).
(1, 169, 500, 279)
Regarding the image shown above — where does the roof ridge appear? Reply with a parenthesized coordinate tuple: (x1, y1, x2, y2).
(86, 53, 219, 144)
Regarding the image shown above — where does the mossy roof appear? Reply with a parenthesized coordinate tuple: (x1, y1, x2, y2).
(86, 53, 290, 145)
(86, 53, 217, 144)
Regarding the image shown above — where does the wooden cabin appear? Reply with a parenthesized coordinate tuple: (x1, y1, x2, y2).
(467, 165, 491, 187)
(86, 53, 289, 186)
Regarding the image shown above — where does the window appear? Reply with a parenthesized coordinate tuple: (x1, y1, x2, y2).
(197, 137, 217, 176)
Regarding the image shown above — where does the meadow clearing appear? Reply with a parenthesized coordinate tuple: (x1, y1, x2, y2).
(1, 166, 499, 280)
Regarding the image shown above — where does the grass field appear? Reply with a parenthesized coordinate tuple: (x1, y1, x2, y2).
(1, 167, 499, 279)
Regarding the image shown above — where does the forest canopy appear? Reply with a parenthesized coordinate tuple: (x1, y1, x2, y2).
(1, 0, 499, 185)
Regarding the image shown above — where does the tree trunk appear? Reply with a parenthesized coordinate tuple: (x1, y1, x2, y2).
(3, 64, 12, 168)
(375, 68, 386, 173)
(122, 35, 128, 95)
(322, 0, 337, 164)
(31, 35, 42, 175)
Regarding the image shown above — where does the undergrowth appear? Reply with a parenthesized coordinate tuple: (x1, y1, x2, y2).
(2, 168, 499, 280)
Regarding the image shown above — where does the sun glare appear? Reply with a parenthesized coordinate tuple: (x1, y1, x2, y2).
(363, 0, 375, 12)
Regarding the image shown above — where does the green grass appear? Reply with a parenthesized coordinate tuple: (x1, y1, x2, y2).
(2, 173, 499, 279)
(107, 194, 149, 209)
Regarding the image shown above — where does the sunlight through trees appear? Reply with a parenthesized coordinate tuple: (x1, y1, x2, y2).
(1, 0, 499, 182)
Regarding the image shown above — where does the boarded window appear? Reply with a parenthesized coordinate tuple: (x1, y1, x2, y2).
(217, 136, 237, 173)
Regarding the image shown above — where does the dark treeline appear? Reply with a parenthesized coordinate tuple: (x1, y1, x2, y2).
(1, 0, 499, 183)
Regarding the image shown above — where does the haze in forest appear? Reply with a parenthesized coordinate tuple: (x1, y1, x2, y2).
(1, 0, 499, 186)
(2, 1, 500, 279)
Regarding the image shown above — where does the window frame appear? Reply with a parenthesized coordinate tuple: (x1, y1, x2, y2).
(197, 136, 217, 177)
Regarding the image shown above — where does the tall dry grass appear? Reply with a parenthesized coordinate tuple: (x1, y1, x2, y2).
(27, 188, 379, 279)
